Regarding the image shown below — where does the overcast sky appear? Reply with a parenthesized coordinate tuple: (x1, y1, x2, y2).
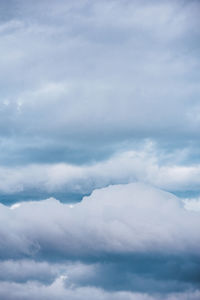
(0, 0, 200, 299)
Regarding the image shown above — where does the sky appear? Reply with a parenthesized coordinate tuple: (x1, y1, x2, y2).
(0, 0, 200, 299)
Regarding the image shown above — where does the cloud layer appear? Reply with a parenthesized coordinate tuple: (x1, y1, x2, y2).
(0, 0, 200, 166)
(0, 1, 200, 299)
(0, 183, 200, 299)
(0, 279, 200, 300)
(1, 145, 200, 200)
(0, 183, 199, 258)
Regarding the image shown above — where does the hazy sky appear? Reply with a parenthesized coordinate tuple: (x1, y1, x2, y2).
(0, 0, 200, 299)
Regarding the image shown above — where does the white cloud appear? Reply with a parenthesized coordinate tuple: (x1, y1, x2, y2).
(0, 183, 199, 259)
(183, 197, 200, 212)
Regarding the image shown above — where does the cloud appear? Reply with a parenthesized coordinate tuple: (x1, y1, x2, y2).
(0, 0, 199, 166)
(1, 145, 200, 197)
(0, 259, 99, 285)
(0, 183, 199, 259)
(183, 197, 200, 212)
(0, 275, 200, 300)
(0, 1, 200, 299)
(0, 255, 200, 296)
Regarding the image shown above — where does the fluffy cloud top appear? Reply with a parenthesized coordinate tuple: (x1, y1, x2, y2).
(0, 183, 200, 299)
(0, 183, 199, 259)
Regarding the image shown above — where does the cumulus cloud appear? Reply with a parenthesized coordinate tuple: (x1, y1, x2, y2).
(3, 183, 200, 298)
(0, 183, 199, 259)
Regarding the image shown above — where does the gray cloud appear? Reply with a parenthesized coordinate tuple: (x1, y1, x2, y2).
(1, 145, 200, 200)
(0, 0, 199, 167)
(0, 276, 199, 300)
(0, 257, 199, 292)
(0, 1, 200, 299)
